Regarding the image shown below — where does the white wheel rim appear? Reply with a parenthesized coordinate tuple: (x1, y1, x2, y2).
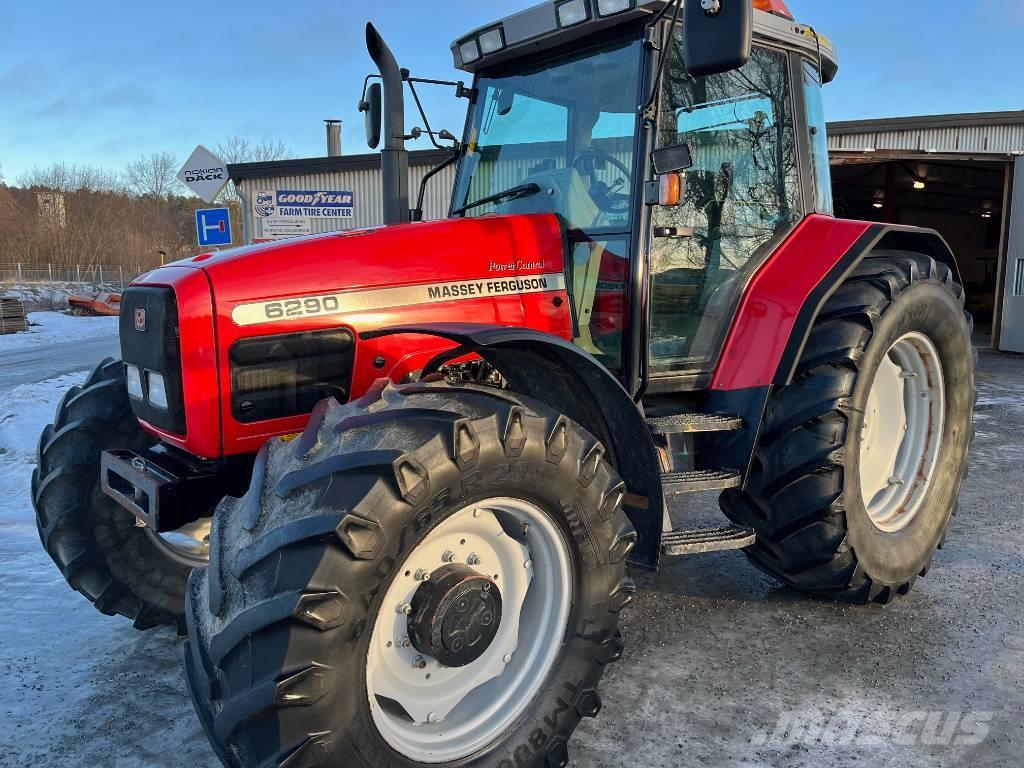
(859, 331, 946, 532)
(367, 498, 572, 763)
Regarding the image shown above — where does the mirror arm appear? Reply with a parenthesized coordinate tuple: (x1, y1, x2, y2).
(412, 152, 460, 223)
(638, 0, 684, 121)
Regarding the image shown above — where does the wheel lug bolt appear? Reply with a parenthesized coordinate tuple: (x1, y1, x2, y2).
(415, 569, 432, 581)
(413, 655, 427, 669)
(524, 559, 532, 569)
(427, 712, 441, 723)
(397, 601, 413, 615)
(503, 653, 513, 664)
(442, 550, 456, 563)
(467, 553, 481, 566)
(396, 635, 411, 649)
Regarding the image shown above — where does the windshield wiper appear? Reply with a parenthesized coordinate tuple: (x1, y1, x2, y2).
(452, 183, 541, 216)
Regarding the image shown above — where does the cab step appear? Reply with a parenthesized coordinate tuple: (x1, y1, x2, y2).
(646, 413, 743, 435)
(662, 469, 742, 495)
(661, 525, 756, 556)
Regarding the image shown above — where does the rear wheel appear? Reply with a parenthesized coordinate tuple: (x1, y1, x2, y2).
(32, 359, 210, 630)
(185, 381, 635, 767)
(721, 251, 975, 603)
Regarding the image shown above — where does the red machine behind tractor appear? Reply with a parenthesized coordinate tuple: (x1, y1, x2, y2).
(34, 1, 976, 765)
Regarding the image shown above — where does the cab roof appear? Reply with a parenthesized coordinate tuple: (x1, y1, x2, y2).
(452, 0, 838, 83)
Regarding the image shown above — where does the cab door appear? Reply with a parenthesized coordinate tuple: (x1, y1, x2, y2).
(646, 32, 804, 390)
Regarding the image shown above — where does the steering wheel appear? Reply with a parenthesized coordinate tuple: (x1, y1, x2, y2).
(571, 148, 632, 213)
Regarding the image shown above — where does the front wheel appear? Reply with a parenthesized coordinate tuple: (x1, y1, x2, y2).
(185, 381, 636, 767)
(33, 359, 210, 631)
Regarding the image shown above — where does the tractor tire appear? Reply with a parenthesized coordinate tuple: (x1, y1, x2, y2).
(32, 358, 207, 631)
(721, 251, 975, 604)
(185, 380, 636, 768)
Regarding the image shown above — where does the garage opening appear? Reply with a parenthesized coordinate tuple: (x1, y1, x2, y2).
(831, 159, 1009, 348)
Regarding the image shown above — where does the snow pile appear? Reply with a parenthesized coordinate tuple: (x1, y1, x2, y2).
(0, 311, 118, 353)
(1, 282, 122, 310)
(0, 372, 85, 529)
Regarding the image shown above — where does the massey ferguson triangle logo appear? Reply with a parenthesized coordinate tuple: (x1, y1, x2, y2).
(135, 308, 147, 332)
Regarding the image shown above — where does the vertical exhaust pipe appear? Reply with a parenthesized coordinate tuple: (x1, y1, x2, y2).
(366, 23, 410, 225)
(325, 120, 343, 157)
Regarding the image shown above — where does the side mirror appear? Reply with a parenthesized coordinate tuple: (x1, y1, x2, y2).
(683, 0, 753, 78)
(361, 82, 383, 149)
(652, 143, 693, 175)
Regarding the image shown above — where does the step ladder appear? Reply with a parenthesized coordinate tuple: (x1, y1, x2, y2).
(647, 411, 755, 557)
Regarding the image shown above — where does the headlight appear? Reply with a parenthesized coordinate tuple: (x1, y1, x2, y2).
(126, 365, 143, 400)
(557, 0, 590, 27)
(147, 371, 168, 410)
(597, 0, 634, 16)
(459, 39, 481, 64)
(478, 27, 505, 54)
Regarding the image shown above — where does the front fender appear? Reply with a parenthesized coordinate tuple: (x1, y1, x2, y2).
(362, 323, 664, 570)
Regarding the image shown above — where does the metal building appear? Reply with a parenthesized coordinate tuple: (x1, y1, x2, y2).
(228, 110, 1024, 354)
(228, 149, 457, 242)
(829, 110, 1024, 353)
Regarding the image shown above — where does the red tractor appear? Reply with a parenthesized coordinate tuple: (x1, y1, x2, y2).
(34, 1, 976, 765)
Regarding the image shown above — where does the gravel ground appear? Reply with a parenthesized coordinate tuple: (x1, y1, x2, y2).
(1, 348, 1021, 767)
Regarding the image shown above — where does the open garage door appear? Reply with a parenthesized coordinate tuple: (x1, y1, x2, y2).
(832, 158, 1009, 348)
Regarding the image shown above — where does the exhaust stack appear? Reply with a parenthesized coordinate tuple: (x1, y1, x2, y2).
(366, 23, 410, 225)
(325, 120, 343, 157)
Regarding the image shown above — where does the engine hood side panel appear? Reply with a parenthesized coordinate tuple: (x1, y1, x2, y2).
(200, 214, 573, 456)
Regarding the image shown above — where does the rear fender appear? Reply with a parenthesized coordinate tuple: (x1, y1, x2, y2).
(705, 219, 963, 481)
(362, 323, 665, 570)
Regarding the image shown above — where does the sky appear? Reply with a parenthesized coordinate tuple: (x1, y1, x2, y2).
(1, 0, 1023, 184)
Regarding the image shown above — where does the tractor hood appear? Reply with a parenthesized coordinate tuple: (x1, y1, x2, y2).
(185, 213, 568, 318)
(127, 213, 574, 459)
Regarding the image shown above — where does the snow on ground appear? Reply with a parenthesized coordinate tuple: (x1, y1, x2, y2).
(2, 281, 120, 309)
(0, 311, 118, 353)
(0, 373, 85, 528)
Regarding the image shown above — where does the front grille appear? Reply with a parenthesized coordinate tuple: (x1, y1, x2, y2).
(119, 287, 187, 434)
(230, 329, 354, 423)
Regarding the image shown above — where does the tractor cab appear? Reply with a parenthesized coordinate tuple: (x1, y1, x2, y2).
(441, 0, 839, 390)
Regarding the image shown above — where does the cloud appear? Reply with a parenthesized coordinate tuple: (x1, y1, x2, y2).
(34, 83, 155, 119)
(0, 60, 50, 96)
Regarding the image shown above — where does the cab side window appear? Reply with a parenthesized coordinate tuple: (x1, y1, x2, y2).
(649, 39, 802, 372)
(803, 61, 834, 214)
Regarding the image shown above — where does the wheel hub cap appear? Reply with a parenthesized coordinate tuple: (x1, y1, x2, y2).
(408, 564, 503, 668)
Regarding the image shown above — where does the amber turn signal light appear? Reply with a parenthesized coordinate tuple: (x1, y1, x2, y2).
(659, 173, 685, 207)
(753, 0, 794, 19)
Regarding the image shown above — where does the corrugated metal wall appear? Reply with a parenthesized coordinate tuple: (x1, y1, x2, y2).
(238, 161, 458, 241)
(829, 124, 1024, 155)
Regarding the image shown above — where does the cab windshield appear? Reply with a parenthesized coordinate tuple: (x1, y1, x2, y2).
(452, 36, 643, 233)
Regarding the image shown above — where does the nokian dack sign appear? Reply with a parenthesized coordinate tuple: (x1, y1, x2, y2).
(177, 145, 229, 204)
(254, 190, 355, 219)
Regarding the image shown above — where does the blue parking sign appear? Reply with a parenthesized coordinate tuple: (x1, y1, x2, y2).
(196, 208, 232, 247)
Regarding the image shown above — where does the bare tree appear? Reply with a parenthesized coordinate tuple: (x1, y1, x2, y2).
(124, 151, 179, 198)
(215, 136, 294, 165)
(18, 162, 124, 194)
(213, 136, 294, 204)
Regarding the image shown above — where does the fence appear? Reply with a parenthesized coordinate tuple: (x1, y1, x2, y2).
(0, 263, 148, 290)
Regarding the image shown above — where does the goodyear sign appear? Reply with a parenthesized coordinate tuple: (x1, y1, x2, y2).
(254, 190, 354, 219)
